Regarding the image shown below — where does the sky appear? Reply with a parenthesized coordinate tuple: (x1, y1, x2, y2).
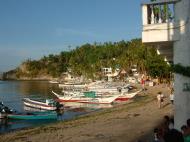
(0, 0, 145, 72)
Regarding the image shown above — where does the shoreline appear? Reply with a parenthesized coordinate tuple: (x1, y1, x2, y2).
(0, 84, 172, 142)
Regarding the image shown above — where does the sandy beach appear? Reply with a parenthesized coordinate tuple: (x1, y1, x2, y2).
(0, 84, 172, 142)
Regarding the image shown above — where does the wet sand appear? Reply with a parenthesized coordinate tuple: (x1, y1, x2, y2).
(0, 84, 172, 142)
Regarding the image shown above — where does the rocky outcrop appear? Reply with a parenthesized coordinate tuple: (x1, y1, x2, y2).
(4, 68, 54, 81)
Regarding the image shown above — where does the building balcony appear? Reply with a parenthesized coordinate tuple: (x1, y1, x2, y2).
(142, 0, 180, 43)
(141, 0, 181, 63)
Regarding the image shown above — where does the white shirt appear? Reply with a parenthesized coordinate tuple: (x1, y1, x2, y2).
(170, 94, 174, 101)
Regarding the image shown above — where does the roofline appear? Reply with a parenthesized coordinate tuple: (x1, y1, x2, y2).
(141, 0, 181, 6)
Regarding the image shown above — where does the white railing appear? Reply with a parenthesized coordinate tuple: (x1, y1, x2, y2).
(142, 0, 178, 25)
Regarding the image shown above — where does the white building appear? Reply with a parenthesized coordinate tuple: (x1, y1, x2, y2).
(102, 67, 112, 75)
(142, 0, 190, 129)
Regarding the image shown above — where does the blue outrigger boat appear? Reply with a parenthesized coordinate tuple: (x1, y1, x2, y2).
(7, 112, 57, 120)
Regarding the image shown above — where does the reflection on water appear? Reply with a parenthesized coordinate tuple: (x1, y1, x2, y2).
(0, 81, 60, 112)
(17, 81, 57, 97)
(0, 81, 112, 134)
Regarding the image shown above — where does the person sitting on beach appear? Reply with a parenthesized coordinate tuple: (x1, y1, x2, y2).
(157, 92, 164, 108)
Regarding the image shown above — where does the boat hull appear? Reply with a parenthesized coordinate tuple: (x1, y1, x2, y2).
(115, 90, 141, 102)
(7, 113, 57, 120)
(57, 98, 115, 104)
(23, 98, 57, 111)
(115, 98, 130, 101)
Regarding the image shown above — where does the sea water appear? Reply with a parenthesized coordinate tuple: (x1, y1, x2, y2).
(0, 81, 99, 133)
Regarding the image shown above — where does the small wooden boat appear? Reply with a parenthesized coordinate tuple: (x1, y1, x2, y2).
(23, 98, 58, 111)
(7, 112, 57, 120)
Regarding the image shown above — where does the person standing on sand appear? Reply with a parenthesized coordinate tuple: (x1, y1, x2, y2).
(170, 88, 174, 104)
(141, 74, 145, 91)
(157, 92, 164, 108)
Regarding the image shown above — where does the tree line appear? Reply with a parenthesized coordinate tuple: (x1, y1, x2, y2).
(15, 39, 171, 81)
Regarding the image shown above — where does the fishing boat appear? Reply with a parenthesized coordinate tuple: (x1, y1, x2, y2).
(58, 83, 86, 89)
(86, 82, 131, 94)
(7, 112, 57, 120)
(49, 81, 59, 84)
(23, 98, 58, 111)
(52, 91, 81, 102)
(115, 90, 142, 101)
(52, 91, 119, 104)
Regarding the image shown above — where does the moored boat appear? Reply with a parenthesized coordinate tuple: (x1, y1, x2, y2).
(58, 83, 86, 89)
(52, 91, 80, 103)
(23, 98, 58, 111)
(7, 112, 57, 120)
(52, 91, 118, 104)
(49, 80, 59, 84)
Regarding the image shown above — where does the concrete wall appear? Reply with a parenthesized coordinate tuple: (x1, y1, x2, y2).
(142, 23, 179, 43)
(174, 0, 190, 129)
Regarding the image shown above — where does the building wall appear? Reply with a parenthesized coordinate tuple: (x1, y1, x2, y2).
(142, 23, 178, 43)
(174, 0, 190, 129)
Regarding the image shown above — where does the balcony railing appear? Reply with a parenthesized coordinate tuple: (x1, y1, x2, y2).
(142, 0, 179, 25)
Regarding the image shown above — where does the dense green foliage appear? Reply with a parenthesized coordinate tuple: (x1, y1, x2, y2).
(172, 64, 190, 78)
(16, 39, 170, 80)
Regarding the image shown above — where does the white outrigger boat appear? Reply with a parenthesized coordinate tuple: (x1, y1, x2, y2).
(52, 91, 119, 104)
(87, 85, 130, 94)
(23, 98, 58, 111)
(49, 80, 59, 84)
(58, 82, 87, 89)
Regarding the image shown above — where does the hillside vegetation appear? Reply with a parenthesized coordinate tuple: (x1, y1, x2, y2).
(14, 39, 171, 80)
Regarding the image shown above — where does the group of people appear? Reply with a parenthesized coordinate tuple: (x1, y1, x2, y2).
(153, 116, 190, 142)
(156, 87, 174, 109)
(157, 92, 164, 109)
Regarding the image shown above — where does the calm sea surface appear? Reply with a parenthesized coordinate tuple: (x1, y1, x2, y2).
(0, 81, 102, 134)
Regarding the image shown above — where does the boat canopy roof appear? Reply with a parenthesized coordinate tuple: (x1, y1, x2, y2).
(83, 91, 96, 98)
